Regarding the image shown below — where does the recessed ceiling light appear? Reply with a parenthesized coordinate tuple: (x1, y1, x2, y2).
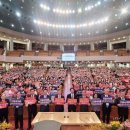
(78, 8, 82, 13)
(21, 27, 24, 30)
(125, 23, 129, 26)
(71, 34, 74, 37)
(16, 11, 21, 17)
(115, 14, 118, 17)
(0, 20, 3, 23)
(0, 1, 2, 6)
(11, 24, 14, 27)
(97, 1, 101, 5)
(115, 26, 118, 29)
(121, 8, 128, 14)
(31, 30, 33, 32)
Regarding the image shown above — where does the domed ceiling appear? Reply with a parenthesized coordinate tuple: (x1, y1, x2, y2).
(0, 0, 130, 39)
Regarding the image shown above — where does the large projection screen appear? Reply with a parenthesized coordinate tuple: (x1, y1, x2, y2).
(62, 53, 75, 61)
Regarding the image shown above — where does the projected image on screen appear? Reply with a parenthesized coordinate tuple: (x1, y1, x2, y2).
(62, 53, 75, 61)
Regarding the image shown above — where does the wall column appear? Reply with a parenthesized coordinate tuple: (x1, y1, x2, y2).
(10, 39, 14, 51)
(27, 40, 32, 51)
(44, 43, 48, 51)
(90, 43, 95, 51)
(107, 40, 112, 50)
(6, 40, 10, 51)
(60, 44, 64, 52)
(126, 36, 130, 50)
(74, 45, 78, 52)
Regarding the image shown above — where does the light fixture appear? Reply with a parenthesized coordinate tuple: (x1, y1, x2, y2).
(78, 8, 82, 13)
(0, 20, 3, 23)
(40, 4, 50, 11)
(16, 11, 21, 17)
(115, 26, 118, 29)
(0, 1, 2, 6)
(121, 8, 128, 14)
(21, 27, 24, 30)
(34, 17, 109, 29)
(11, 24, 14, 27)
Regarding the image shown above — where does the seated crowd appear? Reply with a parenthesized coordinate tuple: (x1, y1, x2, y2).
(0, 66, 130, 130)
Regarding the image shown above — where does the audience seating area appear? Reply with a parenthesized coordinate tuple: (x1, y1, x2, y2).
(7, 51, 22, 57)
(0, 49, 129, 57)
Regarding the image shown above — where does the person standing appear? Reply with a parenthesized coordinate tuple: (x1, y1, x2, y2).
(39, 89, 51, 112)
(66, 88, 77, 112)
(101, 89, 113, 124)
(25, 89, 37, 130)
(79, 90, 90, 112)
(0, 94, 8, 123)
(11, 92, 24, 130)
(91, 93, 102, 119)
(55, 90, 65, 112)
(116, 91, 129, 122)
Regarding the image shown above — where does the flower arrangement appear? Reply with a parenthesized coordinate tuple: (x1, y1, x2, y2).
(106, 121, 121, 130)
(85, 121, 121, 130)
(0, 121, 12, 130)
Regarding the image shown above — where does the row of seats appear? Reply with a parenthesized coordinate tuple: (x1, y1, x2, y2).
(6, 50, 62, 57)
(76, 50, 130, 56)
(0, 49, 129, 57)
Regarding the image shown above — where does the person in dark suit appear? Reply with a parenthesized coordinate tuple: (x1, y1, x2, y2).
(26, 89, 37, 130)
(91, 93, 101, 119)
(116, 91, 129, 122)
(39, 89, 51, 112)
(66, 88, 77, 112)
(79, 90, 89, 112)
(55, 90, 64, 112)
(0, 94, 9, 123)
(101, 89, 113, 124)
(12, 92, 24, 130)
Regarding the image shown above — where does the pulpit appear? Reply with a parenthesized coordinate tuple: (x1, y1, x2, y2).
(32, 112, 101, 130)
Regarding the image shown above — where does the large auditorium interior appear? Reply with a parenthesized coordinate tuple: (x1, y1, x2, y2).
(0, 0, 130, 130)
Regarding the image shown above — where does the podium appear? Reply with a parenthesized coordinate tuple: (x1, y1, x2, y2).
(32, 112, 101, 130)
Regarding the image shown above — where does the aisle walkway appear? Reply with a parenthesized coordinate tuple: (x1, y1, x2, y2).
(63, 70, 73, 112)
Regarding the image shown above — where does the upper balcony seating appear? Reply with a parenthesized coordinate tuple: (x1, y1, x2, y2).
(117, 49, 130, 56)
(37, 51, 49, 56)
(50, 50, 62, 56)
(76, 51, 86, 56)
(0, 49, 4, 55)
(89, 50, 100, 56)
(7, 51, 22, 57)
(24, 51, 35, 56)
(103, 50, 115, 56)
